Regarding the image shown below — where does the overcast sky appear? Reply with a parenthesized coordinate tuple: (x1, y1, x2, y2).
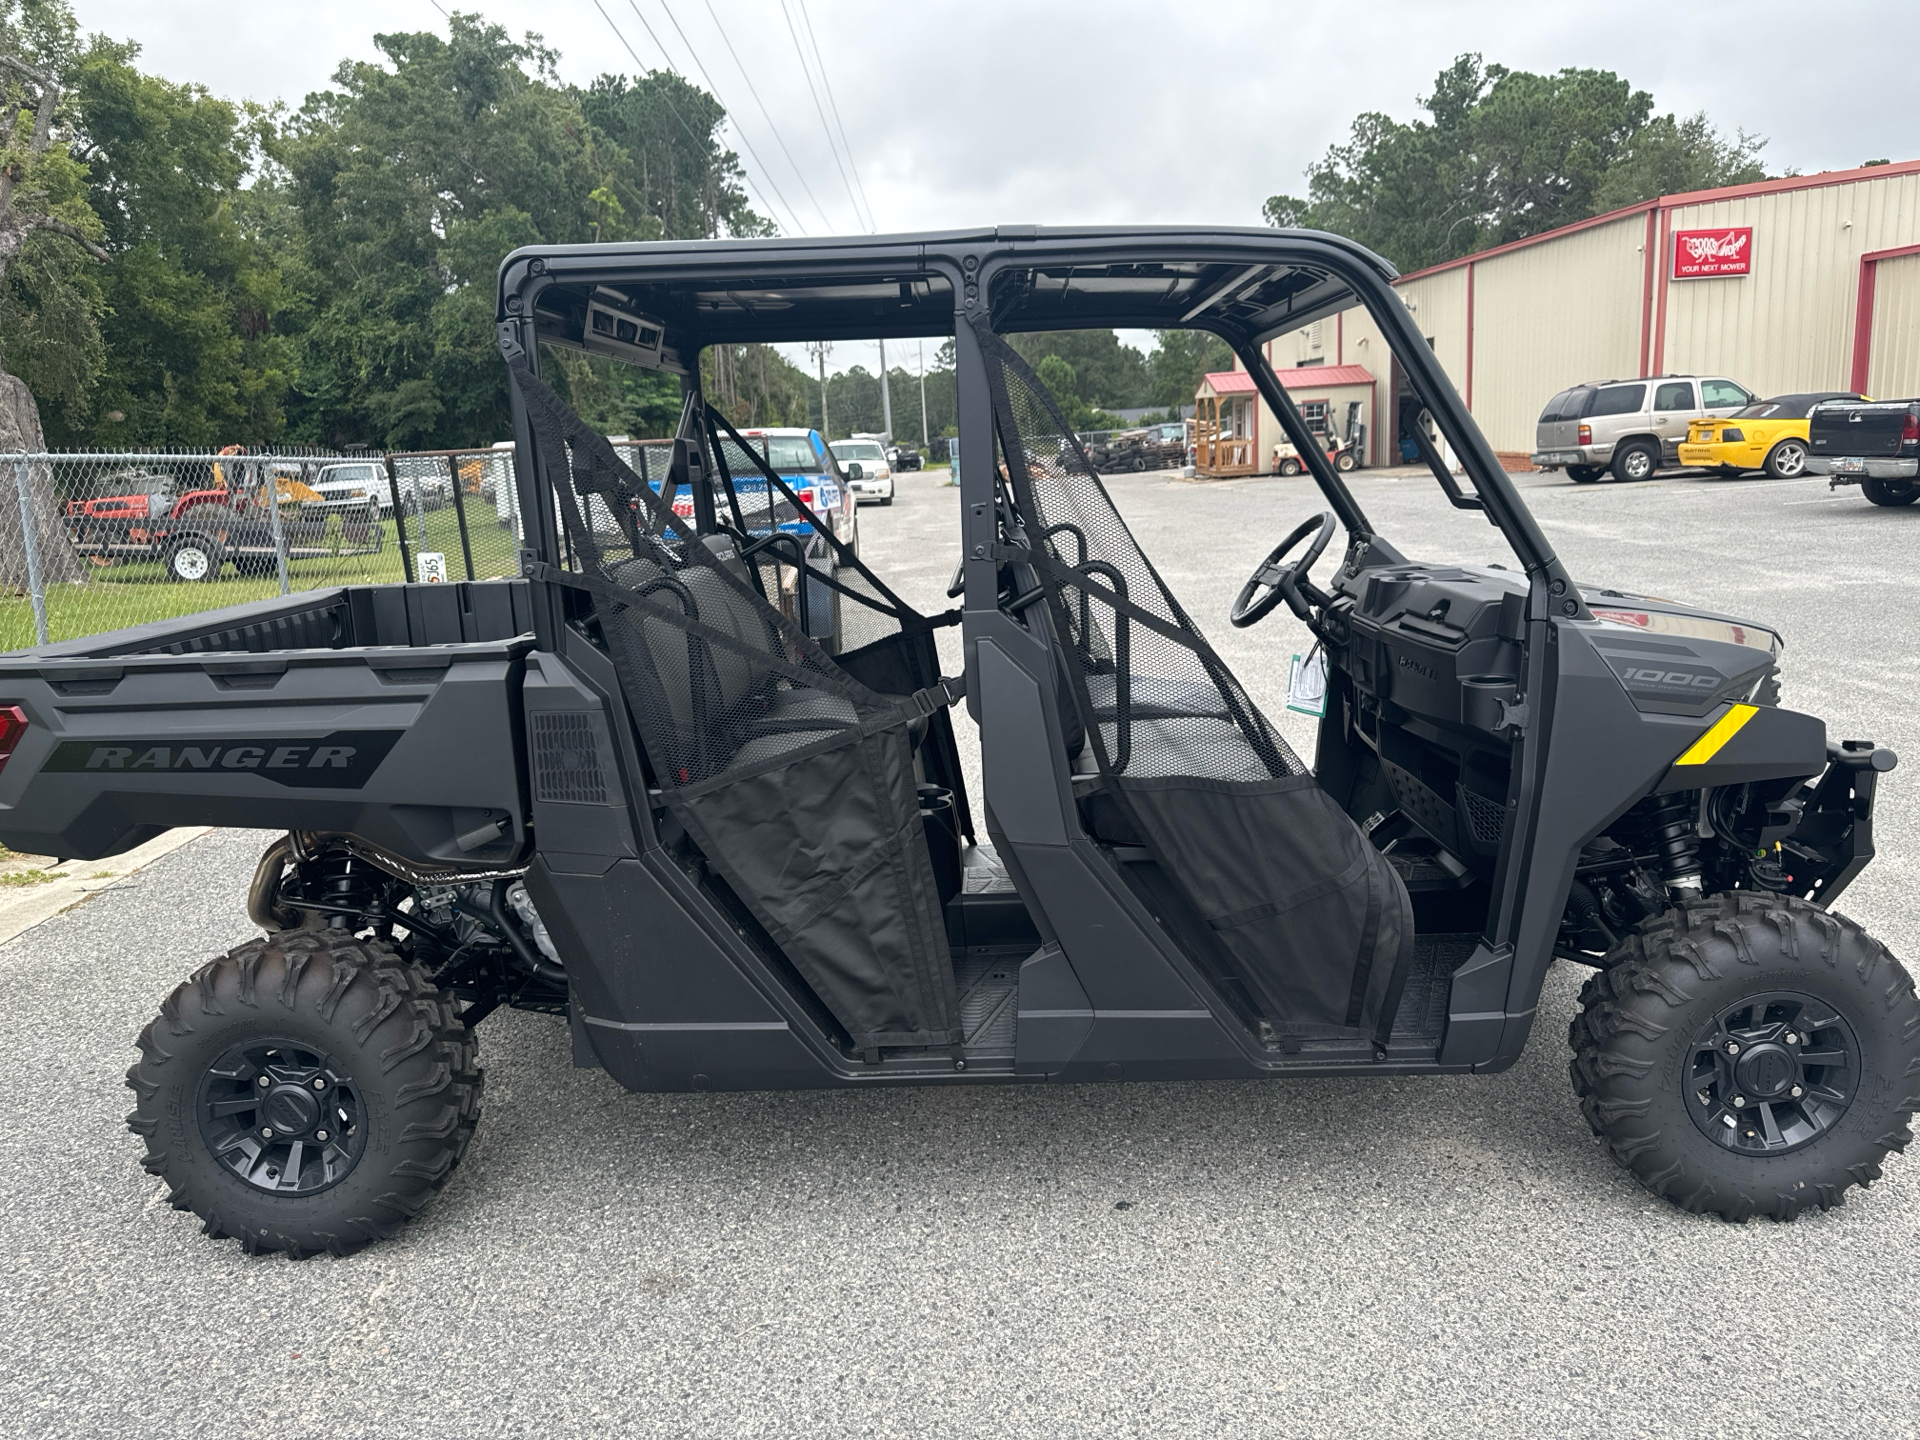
(76, 0, 1919, 376)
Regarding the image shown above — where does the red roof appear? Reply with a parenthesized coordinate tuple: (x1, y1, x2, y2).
(1200, 370, 1257, 394)
(1199, 365, 1374, 396)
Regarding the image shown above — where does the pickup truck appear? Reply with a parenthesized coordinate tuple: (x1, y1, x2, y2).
(1808, 397, 1920, 506)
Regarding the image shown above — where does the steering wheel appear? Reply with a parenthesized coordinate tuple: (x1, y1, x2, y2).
(1230, 512, 1337, 628)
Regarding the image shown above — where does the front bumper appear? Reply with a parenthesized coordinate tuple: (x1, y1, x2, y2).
(849, 478, 894, 500)
(1810, 456, 1920, 485)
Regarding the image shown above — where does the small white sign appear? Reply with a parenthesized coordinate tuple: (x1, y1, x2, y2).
(1287, 649, 1328, 718)
(418, 551, 449, 584)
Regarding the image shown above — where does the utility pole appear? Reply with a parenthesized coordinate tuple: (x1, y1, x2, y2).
(918, 341, 929, 450)
(807, 341, 832, 437)
(878, 338, 894, 442)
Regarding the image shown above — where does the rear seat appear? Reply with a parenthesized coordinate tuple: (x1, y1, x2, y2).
(605, 554, 859, 774)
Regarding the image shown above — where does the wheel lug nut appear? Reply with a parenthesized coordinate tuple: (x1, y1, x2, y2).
(257, 1076, 270, 1088)
(1784, 1032, 1798, 1045)
(315, 1129, 329, 1142)
(1725, 1041, 1740, 1055)
(260, 1126, 275, 1138)
(312, 1077, 327, 1090)
(1791, 1086, 1804, 1099)
(1731, 1096, 1746, 1108)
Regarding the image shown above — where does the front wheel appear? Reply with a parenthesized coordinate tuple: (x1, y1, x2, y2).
(125, 932, 482, 1257)
(1862, 478, 1920, 507)
(1277, 457, 1302, 477)
(1569, 894, 1919, 1222)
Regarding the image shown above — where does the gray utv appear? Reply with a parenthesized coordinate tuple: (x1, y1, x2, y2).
(0, 227, 1911, 1257)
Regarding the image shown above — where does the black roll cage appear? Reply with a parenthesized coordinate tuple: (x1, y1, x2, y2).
(494, 227, 1582, 641)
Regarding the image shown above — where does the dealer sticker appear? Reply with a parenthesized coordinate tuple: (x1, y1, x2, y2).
(1287, 649, 1328, 718)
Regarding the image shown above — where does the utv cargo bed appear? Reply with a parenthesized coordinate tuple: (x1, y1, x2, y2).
(0, 581, 535, 863)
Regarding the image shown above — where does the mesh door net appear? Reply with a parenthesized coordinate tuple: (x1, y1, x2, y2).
(977, 327, 1414, 1042)
(700, 404, 974, 843)
(510, 359, 962, 1053)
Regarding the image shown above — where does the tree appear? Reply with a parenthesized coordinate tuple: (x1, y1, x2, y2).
(1263, 55, 1770, 273)
(579, 71, 767, 242)
(0, 0, 108, 588)
(68, 38, 291, 447)
(1011, 329, 1151, 410)
(270, 17, 768, 451)
(1147, 328, 1233, 409)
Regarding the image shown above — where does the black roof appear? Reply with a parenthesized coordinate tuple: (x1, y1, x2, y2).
(1749, 391, 1864, 418)
(496, 225, 1400, 363)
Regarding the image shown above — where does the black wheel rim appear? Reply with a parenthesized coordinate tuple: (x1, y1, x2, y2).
(196, 1037, 367, 1195)
(1684, 991, 1858, 1156)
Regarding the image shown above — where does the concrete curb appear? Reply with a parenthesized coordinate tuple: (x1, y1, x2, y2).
(0, 826, 216, 951)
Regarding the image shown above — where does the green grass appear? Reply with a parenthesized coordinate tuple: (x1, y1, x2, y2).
(1, 506, 521, 650)
(0, 868, 66, 887)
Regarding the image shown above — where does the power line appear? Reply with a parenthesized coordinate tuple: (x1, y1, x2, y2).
(793, 0, 874, 231)
(776, 0, 863, 233)
(588, 0, 802, 236)
(637, 0, 810, 236)
(701, 0, 836, 232)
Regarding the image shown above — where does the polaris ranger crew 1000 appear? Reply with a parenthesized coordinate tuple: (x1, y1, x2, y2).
(0, 227, 1910, 1256)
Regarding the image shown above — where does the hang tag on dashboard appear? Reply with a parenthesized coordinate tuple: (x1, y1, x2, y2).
(1287, 648, 1328, 718)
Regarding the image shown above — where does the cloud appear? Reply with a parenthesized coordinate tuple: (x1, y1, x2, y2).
(80, 0, 1915, 238)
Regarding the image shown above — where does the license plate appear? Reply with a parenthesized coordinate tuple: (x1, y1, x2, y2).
(1832, 457, 1865, 474)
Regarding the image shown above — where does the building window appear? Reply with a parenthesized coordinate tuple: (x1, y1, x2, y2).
(1301, 400, 1330, 432)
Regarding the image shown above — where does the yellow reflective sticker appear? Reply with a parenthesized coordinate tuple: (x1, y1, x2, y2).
(1675, 704, 1758, 766)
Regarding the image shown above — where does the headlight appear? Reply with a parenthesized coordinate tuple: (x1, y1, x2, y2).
(876, 468, 891, 479)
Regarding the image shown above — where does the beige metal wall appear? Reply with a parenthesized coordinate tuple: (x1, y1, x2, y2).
(1661, 169, 1920, 396)
(1394, 267, 1470, 391)
(1316, 273, 1468, 466)
(1866, 252, 1920, 400)
(1469, 213, 1647, 450)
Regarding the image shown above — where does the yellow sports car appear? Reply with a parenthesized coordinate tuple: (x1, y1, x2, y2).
(1678, 391, 1867, 478)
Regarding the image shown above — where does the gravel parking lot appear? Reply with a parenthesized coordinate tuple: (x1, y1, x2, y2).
(4, 461, 1917, 1438)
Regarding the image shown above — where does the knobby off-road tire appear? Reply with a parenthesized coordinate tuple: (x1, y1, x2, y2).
(1569, 892, 1920, 1221)
(125, 932, 482, 1257)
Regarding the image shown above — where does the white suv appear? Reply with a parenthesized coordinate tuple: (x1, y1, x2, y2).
(1533, 375, 1753, 483)
(828, 438, 894, 505)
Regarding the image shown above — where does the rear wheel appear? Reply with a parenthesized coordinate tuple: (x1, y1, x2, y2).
(1566, 465, 1602, 483)
(1334, 451, 1357, 472)
(1278, 457, 1302, 477)
(1569, 893, 1919, 1221)
(125, 932, 482, 1256)
(1862, 478, 1920, 507)
(1611, 440, 1658, 483)
(1763, 439, 1809, 478)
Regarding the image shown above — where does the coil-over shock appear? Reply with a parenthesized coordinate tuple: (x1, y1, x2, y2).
(1649, 792, 1703, 897)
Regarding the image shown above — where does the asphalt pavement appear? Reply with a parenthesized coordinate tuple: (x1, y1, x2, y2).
(3, 459, 1917, 1438)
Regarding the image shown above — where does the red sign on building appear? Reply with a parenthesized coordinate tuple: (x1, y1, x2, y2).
(1672, 227, 1754, 278)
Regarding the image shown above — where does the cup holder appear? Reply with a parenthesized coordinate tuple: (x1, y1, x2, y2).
(1460, 675, 1520, 732)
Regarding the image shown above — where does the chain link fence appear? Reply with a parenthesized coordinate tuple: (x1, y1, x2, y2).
(0, 448, 533, 650)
